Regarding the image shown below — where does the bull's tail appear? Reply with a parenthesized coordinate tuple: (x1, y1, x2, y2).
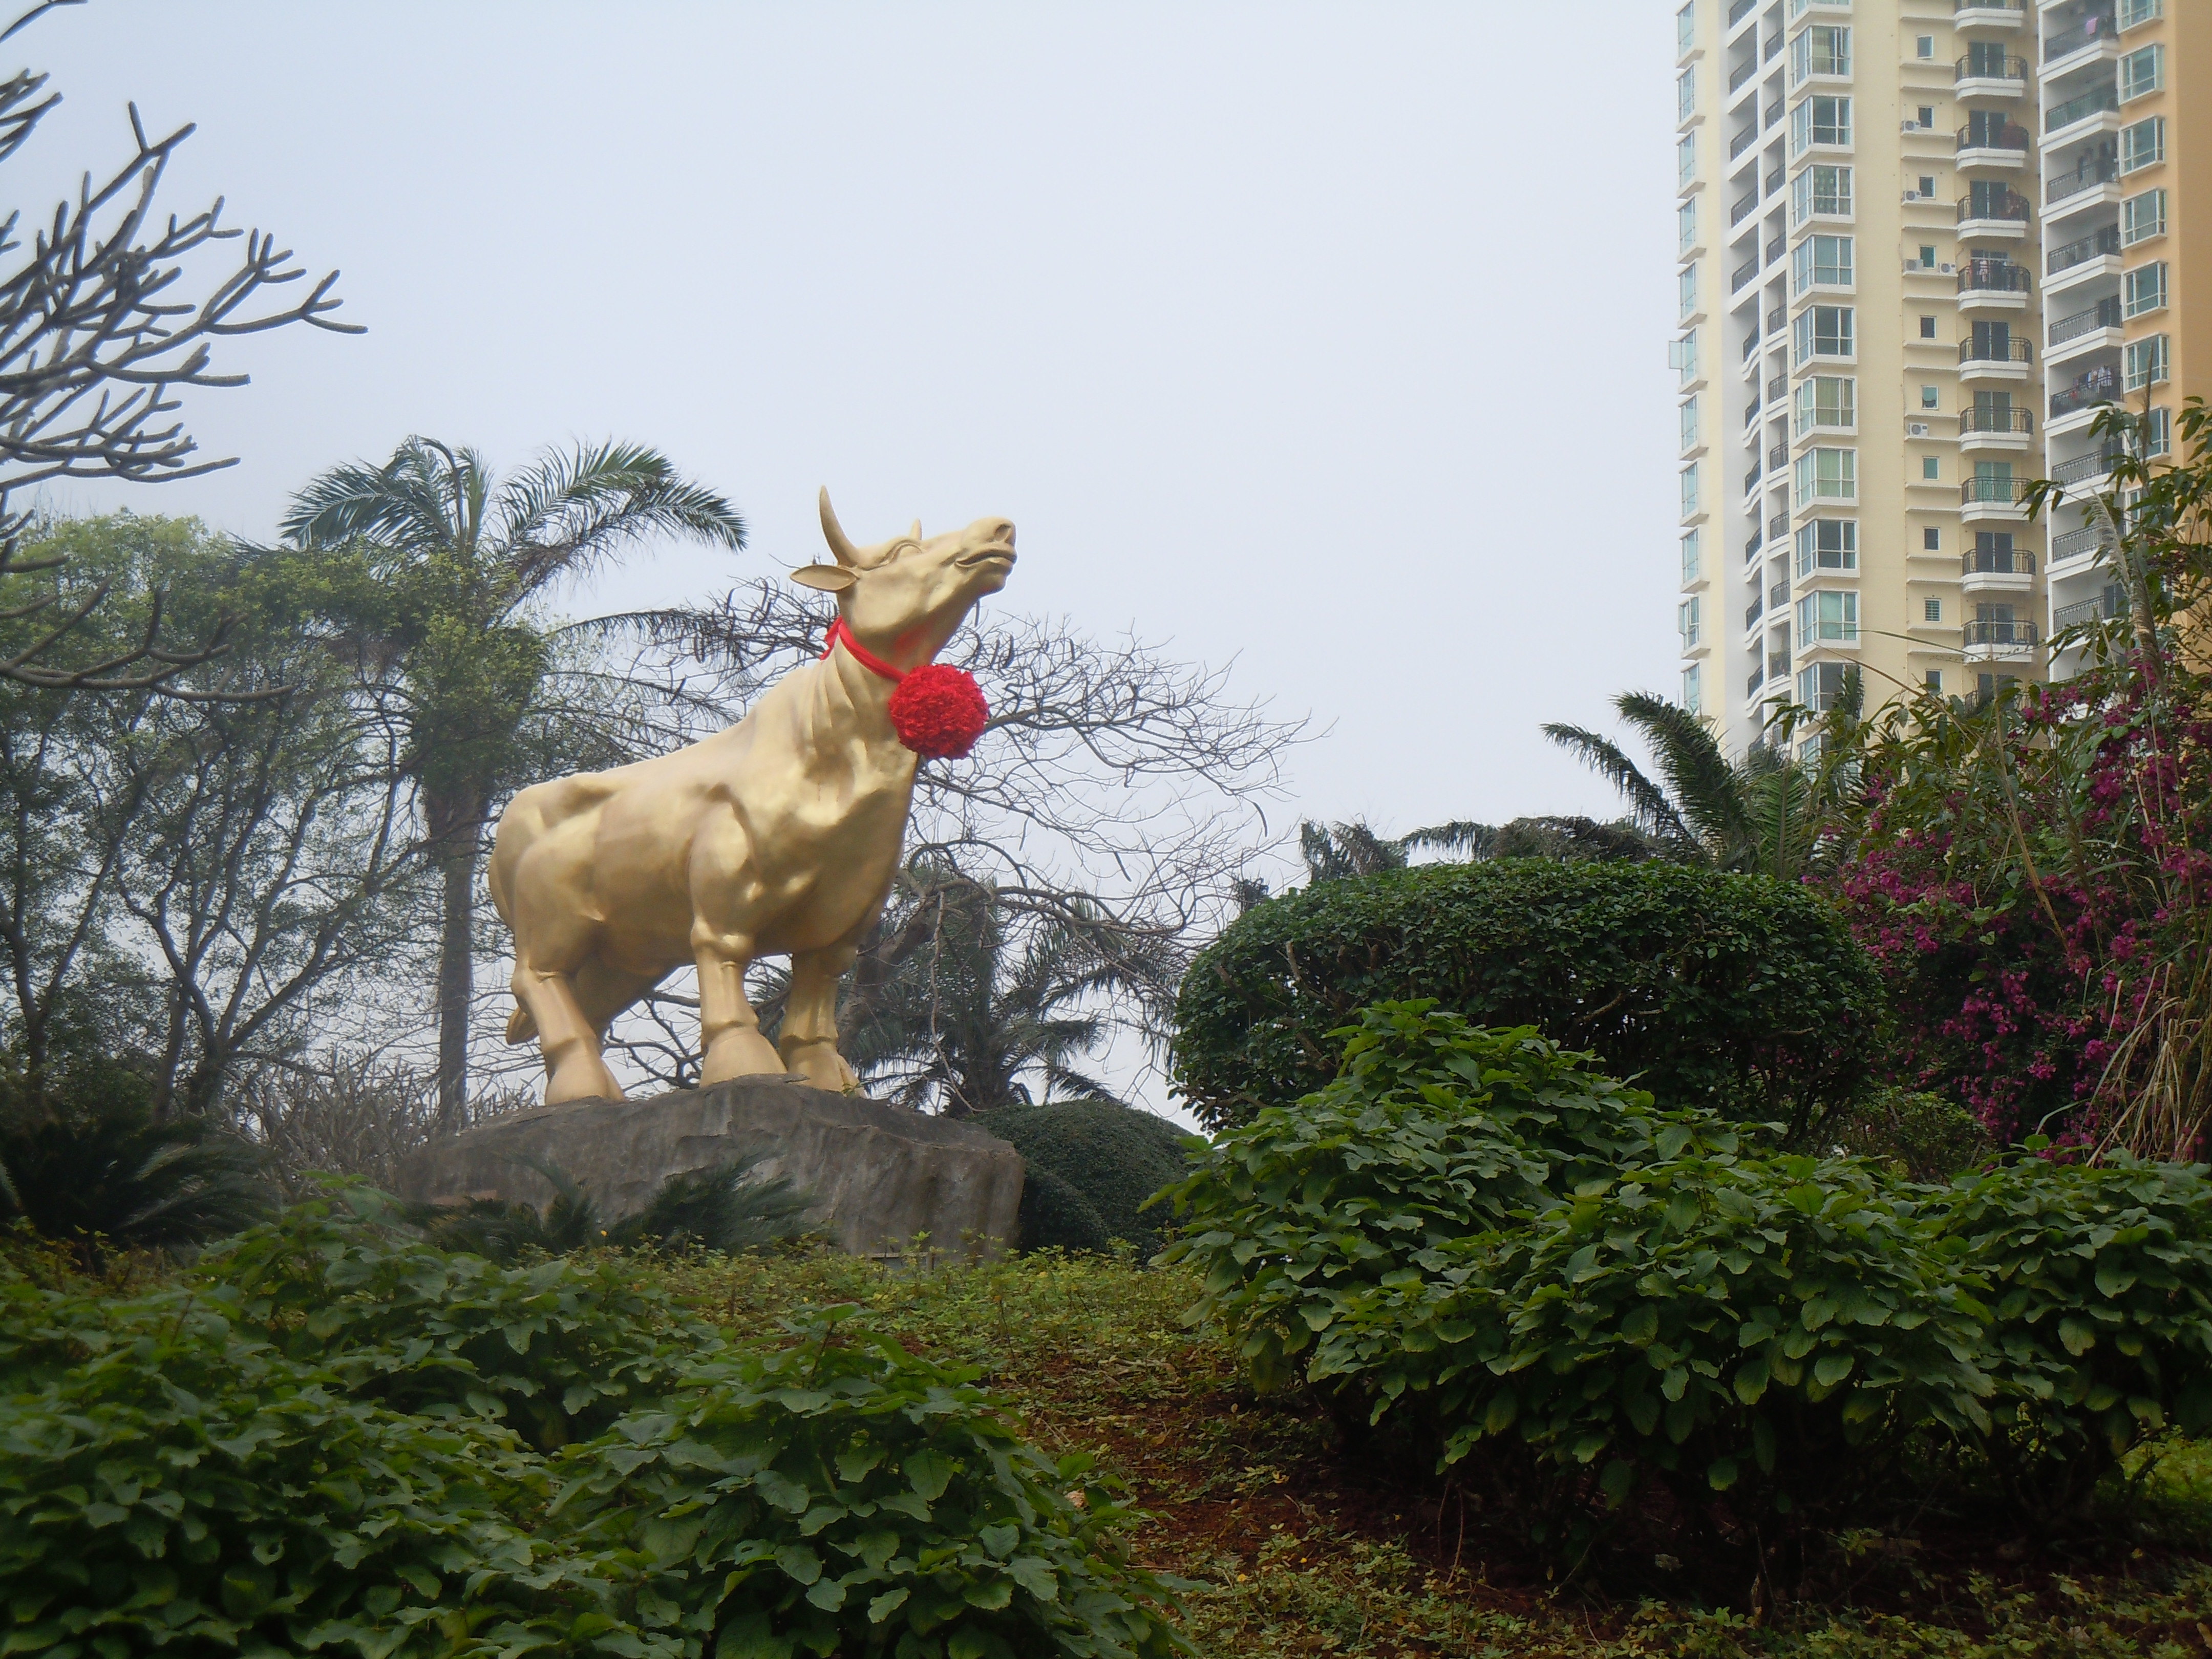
(505, 1002, 538, 1045)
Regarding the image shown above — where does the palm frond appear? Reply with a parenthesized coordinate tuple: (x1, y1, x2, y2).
(495, 440, 747, 597)
(1541, 721, 1699, 855)
(1613, 691, 1755, 860)
(280, 438, 475, 556)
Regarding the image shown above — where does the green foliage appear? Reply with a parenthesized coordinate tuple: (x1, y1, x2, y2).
(1156, 1004, 1688, 1392)
(1827, 1087, 1993, 1181)
(1159, 1004, 2212, 1557)
(0, 1048, 272, 1257)
(979, 1100, 1190, 1255)
(1014, 1162, 1114, 1254)
(1940, 1151, 2212, 1507)
(564, 1306, 1188, 1659)
(1172, 859, 1883, 1143)
(1, 1192, 1186, 1659)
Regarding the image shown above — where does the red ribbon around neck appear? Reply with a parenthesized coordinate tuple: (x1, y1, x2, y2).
(819, 614, 990, 760)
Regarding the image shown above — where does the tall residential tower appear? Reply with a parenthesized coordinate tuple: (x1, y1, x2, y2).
(1672, 0, 2205, 752)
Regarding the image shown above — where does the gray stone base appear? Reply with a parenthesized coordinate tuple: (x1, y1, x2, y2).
(393, 1077, 1024, 1260)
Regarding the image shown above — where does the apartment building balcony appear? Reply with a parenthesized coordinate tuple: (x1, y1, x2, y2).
(1961, 547, 2035, 593)
(2052, 585, 2126, 632)
(1954, 0, 2026, 25)
(1964, 619, 2039, 660)
(2047, 296, 2123, 364)
(1958, 190, 2033, 238)
(2049, 366, 2121, 423)
(2041, 15, 2120, 78)
(1956, 122, 2031, 168)
(2043, 84, 2120, 143)
(1955, 52, 2030, 97)
(1959, 337, 2034, 381)
(2044, 158, 2120, 215)
(1956, 260, 2031, 310)
(2049, 444, 2123, 487)
(1958, 405, 2034, 451)
(2049, 523, 2105, 568)
(2045, 226, 2122, 299)
(1961, 475, 2032, 521)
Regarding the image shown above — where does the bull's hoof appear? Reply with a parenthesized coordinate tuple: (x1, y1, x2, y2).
(782, 1040, 858, 1093)
(545, 1053, 625, 1104)
(700, 1028, 788, 1083)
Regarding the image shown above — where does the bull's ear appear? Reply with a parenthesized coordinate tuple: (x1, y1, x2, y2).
(790, 564, 858, 592)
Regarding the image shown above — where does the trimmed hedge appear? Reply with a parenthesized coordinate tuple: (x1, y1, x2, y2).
(980, 1101, 1192, 1256)
(1171, 859, 1882, 1142)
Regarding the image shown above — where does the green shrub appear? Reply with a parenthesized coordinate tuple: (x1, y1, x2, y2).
(1939, 1151, 2212, 1511)
(980, 1100, 1191, 1254)
(1159, 1003, 2212, 1562)
(563, 1307, 1187, 1658)
(1, 1192, 1187, 1658)
(1171, 860, 1883, 1142)
(1826, 1086, 1993, 1181)
(0, 1255, 647, 1659)
(1014, 1162, 1114, 1253)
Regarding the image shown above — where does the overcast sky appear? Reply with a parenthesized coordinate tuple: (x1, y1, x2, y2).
(26, 0, 1681, 857)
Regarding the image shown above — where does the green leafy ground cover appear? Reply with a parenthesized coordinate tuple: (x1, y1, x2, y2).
(663, 1247, 2212, 1658)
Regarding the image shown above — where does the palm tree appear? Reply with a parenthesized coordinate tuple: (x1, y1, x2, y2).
(1542, 680, 1860, 880)
(1296, 816, 1652, 883)
(279, 437, 748, 1124)
(837, 861, 1181, 1118)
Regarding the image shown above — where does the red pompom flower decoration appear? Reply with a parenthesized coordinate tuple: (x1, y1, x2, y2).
(888, 663, 990, 759)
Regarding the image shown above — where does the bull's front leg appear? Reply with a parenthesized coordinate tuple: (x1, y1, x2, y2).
(693, 921, 788, 1083)
(781, 939, 861, 1092)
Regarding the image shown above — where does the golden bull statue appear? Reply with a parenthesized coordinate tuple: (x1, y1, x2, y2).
(487, 490, 1015, 1104)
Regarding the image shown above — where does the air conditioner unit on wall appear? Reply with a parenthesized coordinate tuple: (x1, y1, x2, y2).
(1908, 422, 1932, 437)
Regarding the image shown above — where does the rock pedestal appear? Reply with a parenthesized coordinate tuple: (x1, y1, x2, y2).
(393, 1077, 1024, 1260)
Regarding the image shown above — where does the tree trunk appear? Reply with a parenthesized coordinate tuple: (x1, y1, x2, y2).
(427, 784, 483, 1132)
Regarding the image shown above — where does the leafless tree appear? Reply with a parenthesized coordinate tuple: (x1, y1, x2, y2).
(0, 0, 359, 693)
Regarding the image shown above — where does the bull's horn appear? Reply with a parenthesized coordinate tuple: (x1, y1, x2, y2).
(819, 487, 861, 567)
(908, 519, 922, 540)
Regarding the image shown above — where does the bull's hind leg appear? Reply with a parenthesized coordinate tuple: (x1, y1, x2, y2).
(514, 959, 625, 1104)
(693, 923, 786, 1084)
(780, 939, 861, 1092)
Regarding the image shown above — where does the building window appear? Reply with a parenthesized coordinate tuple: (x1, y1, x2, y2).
(1676, 2, 1694, 56)
(1679, 597, 1701, 649)
(1791, 233, 1853, 292)
(2123, 334, 2169, 392)
(1923, 527, 1941, 550)
(1679, 263, 1699, 320)
(1794, 448, 1857, 507)
(1678, 198, 1699, 253)
(2145, 407, 2172, 457)
(1681, 462, 1702, 518)
(1790, 95, 1852, 156)
(1681, 664, 1702, 715)
(2119, 44, 2163, 101)
(1924, 598, 1943, 622)
(2123, 262, 2167, 318)
(1917, 106, 1935, 129)
(1919, 315, 1938, 338)
(1790, 26, 1851, 85)
(2121, 117, 2165, 175)
(1678, 66, 1697, 122)
(1921, 385, 1940, 409)
(1791, 164, 1853, 225)
(1671, 326, 1699, 384)
(1680, 394, 1700, 452)
(1793, 304, 1855, 363)
(1796, 589, 1859, 646)
(1925, 670, 1943, 692)
(1918, 244, 1938, 268)
(1915, 35, 1934, 59)
(1918, 175, 1937, 198)
(1678, 133, 1697, 188)
(1793, 375, 1856, 436)
(1681, 528, 1701, 585)
(2120, 0, 2163, 26)
(1797, 660, 1852, 711)
(2121, 188, 2166, 246)
(1795, 518, 1857, 576)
